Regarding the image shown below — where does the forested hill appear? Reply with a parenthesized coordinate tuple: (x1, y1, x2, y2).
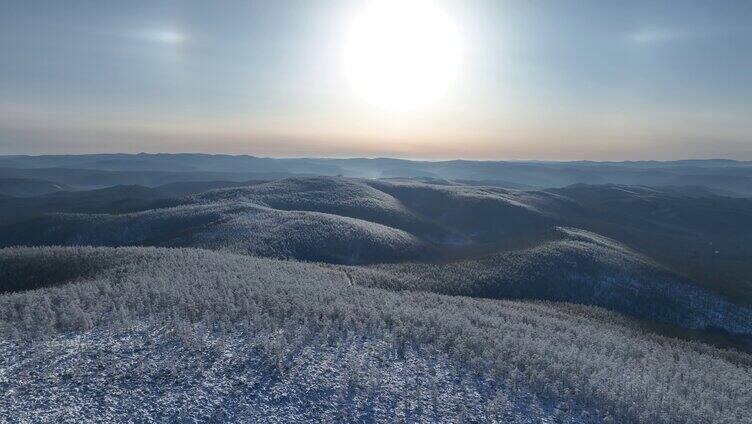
(2, 171, 751, 422)
(2, 246, 750, 423)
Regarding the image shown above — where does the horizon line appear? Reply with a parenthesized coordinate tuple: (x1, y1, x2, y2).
(1, 151, 750, 164)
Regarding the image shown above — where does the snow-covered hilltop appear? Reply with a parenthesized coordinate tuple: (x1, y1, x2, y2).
(1, 247, 750, 423)
(1, 175, 751, 423)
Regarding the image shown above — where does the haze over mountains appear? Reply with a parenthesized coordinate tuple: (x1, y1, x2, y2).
(2, 154, 751, 422)
(2, 153, 752, 196)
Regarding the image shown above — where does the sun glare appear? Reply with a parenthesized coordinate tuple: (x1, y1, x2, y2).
(344, 0, 461, 112)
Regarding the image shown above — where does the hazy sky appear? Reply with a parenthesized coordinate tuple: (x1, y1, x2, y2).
(1, 0, 751, 160)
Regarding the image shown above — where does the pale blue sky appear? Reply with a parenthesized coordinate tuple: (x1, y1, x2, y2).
(1, 0, 751, 159)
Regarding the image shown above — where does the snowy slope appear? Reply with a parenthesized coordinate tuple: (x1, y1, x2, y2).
(1, 247, 750, 423)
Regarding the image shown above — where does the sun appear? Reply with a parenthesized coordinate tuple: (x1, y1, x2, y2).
(344, 0, 461, 112)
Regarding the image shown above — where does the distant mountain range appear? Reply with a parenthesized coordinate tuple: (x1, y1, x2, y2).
(1, 153, 751, 195)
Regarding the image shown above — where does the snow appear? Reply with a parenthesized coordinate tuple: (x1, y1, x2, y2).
(0, 325, 598, 423)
